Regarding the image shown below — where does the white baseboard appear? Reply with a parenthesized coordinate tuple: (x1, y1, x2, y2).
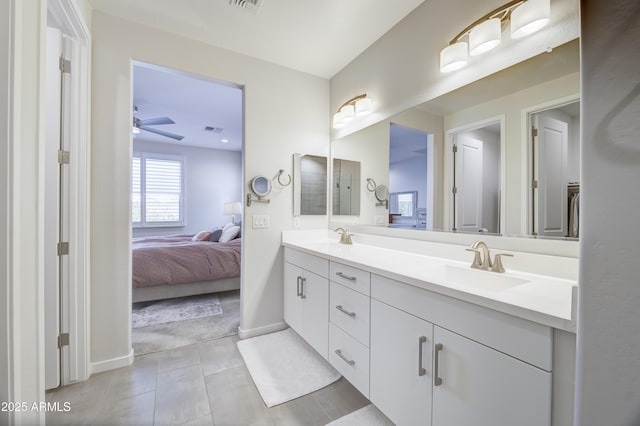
(90, 348, 134, 374)
(238, 322, 287, 340)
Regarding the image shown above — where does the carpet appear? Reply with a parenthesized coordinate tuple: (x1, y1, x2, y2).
(132, 290, 240, 356)
(132, 293, 222, 328)
(237, 328, 341, 408)
(326, 405, 394, 426)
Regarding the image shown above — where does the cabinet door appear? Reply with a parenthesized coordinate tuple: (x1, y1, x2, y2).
(301, 270, 329, 359)
(432, 326, 551, 426)
(370, 300, 433, 426)
(284, 262, 303, 334)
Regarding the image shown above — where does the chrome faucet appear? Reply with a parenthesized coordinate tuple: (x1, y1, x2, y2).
(466, 241, 513, 273)
(335, 227, 353, 245)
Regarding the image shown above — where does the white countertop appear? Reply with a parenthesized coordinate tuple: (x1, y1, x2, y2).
(282, 233, 577, 333)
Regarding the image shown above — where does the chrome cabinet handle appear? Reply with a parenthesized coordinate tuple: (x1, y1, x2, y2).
(418, 336, 427, 377)
(301, 277, 307, 299)
(434, 343, 443, 386)
(335, 349, 355, 366)
(335, 272, 356, 281)
(335, 305, 356, 318)
(296, 276, 302, 297)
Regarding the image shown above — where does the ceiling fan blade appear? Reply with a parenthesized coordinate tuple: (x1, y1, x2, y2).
(138, 116, 175, 126)
(140, 126, 184, 141)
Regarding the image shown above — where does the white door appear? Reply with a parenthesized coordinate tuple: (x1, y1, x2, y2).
(338, 175, 352, 215)
(44, 27, 63, 390)
(370, 300, 433, 426)
(454, 136, 483, 233)
(534, 113, 568, 237)
(432, 326, 552, 426)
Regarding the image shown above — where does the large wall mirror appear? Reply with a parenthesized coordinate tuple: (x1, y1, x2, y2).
(330, 39, 580, 240)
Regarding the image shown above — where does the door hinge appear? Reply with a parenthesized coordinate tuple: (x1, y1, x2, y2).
(58, 150, 70, 164)
(532, 127, 538, 137)
(59, 56, 71, 74)
(57, 242, 69, 256)
(532, 180, 538, 189)
(452, 186, 458, 195)
(57, 333, 70, 349)
(452, 144, 458, 153)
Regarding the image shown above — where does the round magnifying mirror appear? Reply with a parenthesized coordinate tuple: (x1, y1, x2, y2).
(251, 176, 272, 198)
(375, 184, 389, 202)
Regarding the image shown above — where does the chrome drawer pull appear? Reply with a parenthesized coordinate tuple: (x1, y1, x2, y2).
(418, 336, 427, 377)
(335, 305, 356, 318)
(335, 349, 355, 366)
(434, 343, 443, 386)
(335, 271, 356, 281)
(300, 277, 307, 299)
(296, 276, 302, 297)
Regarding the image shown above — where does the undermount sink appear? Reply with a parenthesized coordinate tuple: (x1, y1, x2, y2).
(425, 264, 529, 292)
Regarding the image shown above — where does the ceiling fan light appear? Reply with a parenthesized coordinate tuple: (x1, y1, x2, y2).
(511, 0, 550, 39)
(355, 97, 373, 116)
(469, 18, 502, 56)
(440, 42, 468, 73)
(340, 104, 355, 122)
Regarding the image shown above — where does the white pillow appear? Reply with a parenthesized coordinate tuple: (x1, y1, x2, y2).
(222, 222, 235, 232)
(219, 225, 240, 243)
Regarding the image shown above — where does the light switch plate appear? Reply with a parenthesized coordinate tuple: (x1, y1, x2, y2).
(252, 214, 270, 229)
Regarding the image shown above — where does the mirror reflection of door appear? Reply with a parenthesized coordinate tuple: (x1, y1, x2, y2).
(531, 100, 580, 238)
(451, 122, 501, 234)
(332, 158, 361, 215)
(389, 123, 434, 229)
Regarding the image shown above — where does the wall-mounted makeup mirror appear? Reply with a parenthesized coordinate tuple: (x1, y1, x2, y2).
(293, 154, 328, 216)
(330, 39, 580, 240)
(332, 158, 361, 216)
(247, 175, 271, 206)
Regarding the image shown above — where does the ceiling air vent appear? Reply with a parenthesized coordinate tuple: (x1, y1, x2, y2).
(203, 126, 224, 133)
(229, 0, 264, 14)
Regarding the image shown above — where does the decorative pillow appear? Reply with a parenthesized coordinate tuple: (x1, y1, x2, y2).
(219, 225, 240, 243)
(192, 231, 212, 242)
(209, 228, 223, 242)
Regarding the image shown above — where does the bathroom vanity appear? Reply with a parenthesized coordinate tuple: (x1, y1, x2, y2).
(282, 230, 577, 426)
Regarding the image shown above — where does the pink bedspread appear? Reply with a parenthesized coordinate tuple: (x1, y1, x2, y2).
(132, 235, 241, 287)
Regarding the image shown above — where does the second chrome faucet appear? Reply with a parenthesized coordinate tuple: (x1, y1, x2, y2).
(466, 241, 513, 273)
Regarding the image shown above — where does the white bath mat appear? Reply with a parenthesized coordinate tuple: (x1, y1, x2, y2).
(237, 328, 340, 407)
(326, 404, 395, 426)
(132, 293, 222, 328)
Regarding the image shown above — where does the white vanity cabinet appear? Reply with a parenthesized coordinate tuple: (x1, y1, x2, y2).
(370, 274, 553, 426)
(283, 248, 329, 359)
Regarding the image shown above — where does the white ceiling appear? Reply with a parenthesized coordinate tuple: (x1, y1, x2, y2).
(133, 63, 243, 151)
(90, 0, 425, 79)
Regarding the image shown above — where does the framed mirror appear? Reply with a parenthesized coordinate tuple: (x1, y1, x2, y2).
(293, 154, 328, 216)
(332, 158, 361, 216)
(330, 39, 580, 240)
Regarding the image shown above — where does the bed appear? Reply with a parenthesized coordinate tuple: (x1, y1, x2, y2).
(132, 234, 241, 302)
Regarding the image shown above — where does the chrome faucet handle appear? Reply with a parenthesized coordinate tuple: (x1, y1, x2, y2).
(491, 253, 513, 273)
(465, 248, 483, 269)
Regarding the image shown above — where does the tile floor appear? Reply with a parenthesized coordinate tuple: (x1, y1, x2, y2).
(46, 335, 370, 425)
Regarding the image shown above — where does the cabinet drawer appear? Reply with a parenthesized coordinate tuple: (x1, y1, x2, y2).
(329, 323, 370, 398)
(330, 261, 371, 296)
(284, 247, 329, 278)
(330, 282, 370, 347)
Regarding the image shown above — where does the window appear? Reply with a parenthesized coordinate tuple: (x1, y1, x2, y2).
(390, 191, 418, 218)
(132, 153, 185, 227)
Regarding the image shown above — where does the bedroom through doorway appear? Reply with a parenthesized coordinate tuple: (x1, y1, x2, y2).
(130, 62, 244, 356)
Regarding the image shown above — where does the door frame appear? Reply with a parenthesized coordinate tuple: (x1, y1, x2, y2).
(444, 115, 505, 234)
(46, 0, 92, 385)
(521, 94, 580, 236)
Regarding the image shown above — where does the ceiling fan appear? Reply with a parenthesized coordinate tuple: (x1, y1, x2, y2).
(132, 107, 184, 141)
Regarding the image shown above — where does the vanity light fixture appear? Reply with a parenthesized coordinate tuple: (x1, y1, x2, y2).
(439, 0, 550, 73)
(332, 94, 373, 129)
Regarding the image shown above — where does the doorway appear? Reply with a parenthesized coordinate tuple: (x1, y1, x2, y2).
(447, 119, 503, 234)
(528, 100, 580, 238)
